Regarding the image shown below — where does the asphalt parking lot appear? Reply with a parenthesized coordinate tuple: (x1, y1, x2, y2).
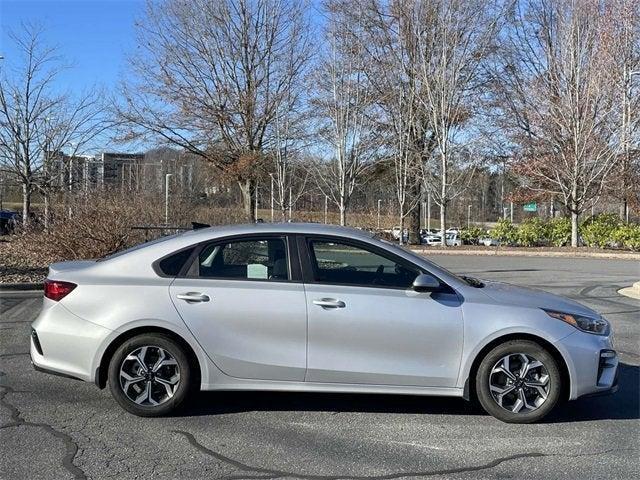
(1, 255, 638, 480)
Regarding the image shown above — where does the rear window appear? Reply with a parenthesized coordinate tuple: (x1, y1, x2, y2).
(157, 248, 195, 276)
(98, 232, 185, 261)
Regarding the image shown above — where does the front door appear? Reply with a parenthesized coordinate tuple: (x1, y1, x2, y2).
(302, 238, 463, 387)
(170, 235, 307, 381)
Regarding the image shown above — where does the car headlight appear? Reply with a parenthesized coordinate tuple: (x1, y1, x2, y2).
(543, 309, 610, 335)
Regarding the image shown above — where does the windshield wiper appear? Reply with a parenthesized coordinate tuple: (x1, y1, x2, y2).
(461, 275, 485, 288)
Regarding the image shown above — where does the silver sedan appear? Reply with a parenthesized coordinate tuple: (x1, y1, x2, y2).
(30, 223, 618, 423)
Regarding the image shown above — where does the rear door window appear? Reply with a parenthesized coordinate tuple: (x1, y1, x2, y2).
(197, 238, 289, 281)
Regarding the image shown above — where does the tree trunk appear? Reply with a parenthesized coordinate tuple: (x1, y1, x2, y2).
(406, 181, 421, 245)
(440, 202, 447, 247)
(440, 151, 447, 247)
(43, 192, 50, 232)
(339, 205, 346, 226)
(238, 178, 256, 223)
(22, 183, 31, 228)
(571, 210, 579, 248)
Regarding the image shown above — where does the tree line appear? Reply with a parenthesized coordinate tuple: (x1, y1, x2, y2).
(1, 0, 638, 246)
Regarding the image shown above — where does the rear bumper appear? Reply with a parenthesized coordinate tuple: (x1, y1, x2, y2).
(30, 301, 113, 383)
(31, 362, 84, 382)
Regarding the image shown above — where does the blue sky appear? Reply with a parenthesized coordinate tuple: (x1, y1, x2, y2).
(0, 0, 143, 93)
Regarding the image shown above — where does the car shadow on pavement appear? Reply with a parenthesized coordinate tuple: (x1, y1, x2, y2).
(180, 362, 639, 422)
(183, 390, 484, 418)
(545, 362, 639, 423)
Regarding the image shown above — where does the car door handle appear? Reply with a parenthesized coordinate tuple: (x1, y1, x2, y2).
(313, 298, 346, 309)
(176, 292, 210, 303)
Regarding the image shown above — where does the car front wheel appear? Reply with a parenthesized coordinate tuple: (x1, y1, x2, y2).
(476, 340, 562, 423)
(108, 333, 191, 417)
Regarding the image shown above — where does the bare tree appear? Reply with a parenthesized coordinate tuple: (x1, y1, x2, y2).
(311, 0, 377, 226)
(270, 100, 309, 221)
(606, 0, 640, 221)
(0, 24, 109, 228)
(355, 1, 435, 243)
(416, 0, 502, 245)
(492, 0, 620, 246)
(117, 0, 313, 222)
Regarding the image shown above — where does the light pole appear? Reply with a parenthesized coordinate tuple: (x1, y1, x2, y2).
(377, 199, 381, 229)
(467, 204, 472, 229)
(165, 173, 173, 225)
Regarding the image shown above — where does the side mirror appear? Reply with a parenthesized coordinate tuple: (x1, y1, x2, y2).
(412, 273, 441, 292)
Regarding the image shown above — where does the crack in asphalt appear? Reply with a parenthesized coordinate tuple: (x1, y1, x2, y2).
(0, 352, 29, 358)
(0, 381, 87, 480)
(173, 430, 637, 480)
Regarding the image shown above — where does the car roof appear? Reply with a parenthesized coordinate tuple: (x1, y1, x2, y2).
(178, 222, 375, 242)
(97, 221, 468, 289)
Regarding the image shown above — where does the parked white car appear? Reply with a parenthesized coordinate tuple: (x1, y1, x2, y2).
(445, 233, 462, 246)
(421, 234, 442, 246)
(421, 233, 461, 247)
(480, 236, 500, 247)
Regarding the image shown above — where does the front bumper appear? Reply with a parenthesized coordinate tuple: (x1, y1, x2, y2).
(582, 367, 619, 398)
(30, 300, 113, 383)
(556, 331, 619, 400)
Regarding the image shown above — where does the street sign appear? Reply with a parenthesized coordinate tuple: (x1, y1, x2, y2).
(523, 202, 537, 212)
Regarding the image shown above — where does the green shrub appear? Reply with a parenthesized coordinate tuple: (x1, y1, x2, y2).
(581, 213, 621, 248)
(516, 218, 549, 247)
(461, 226, 485, 245)
(548, 217, 572, 247)
(490, 219, 518, 244)
(612, 223, 640, 251)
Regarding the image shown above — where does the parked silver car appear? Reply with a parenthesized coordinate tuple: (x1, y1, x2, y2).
(31, 223, 618, 423)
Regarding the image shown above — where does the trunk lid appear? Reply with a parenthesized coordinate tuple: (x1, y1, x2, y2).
(48, 260, 96, 279)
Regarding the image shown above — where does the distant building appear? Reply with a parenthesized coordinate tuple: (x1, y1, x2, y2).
(99, 152, 145, 189)
(48, 150, 198, 193)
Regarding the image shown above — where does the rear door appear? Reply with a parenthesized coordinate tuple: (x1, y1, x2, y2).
(300, 236, 463, 387)
(169, 235, 307, 381)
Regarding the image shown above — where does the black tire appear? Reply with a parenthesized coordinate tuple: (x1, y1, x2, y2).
(108, 333, 191, 417)
(476, 340, 562, 423)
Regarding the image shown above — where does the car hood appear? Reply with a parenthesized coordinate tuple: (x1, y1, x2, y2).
(480, 280, 598, 317)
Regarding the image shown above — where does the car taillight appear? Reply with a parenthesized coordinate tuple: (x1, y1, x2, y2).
(44, 280, 77, 301)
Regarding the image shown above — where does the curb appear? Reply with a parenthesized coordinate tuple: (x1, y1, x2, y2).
(410, 248, 640, 260)
(618, 281, 640, 300)
(0, 283, 43, 291)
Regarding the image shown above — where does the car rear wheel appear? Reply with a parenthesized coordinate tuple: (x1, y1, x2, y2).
(476, 340, 562, 423)
(108, 333, 191, 417)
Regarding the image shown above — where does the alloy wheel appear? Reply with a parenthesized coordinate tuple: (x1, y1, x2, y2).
(488, 353, 550, 414)
(119, 345, 181, 406)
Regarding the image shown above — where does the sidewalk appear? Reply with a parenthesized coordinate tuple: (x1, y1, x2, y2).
(619, 282, 640, 300)
(411, 246, 640, 260)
